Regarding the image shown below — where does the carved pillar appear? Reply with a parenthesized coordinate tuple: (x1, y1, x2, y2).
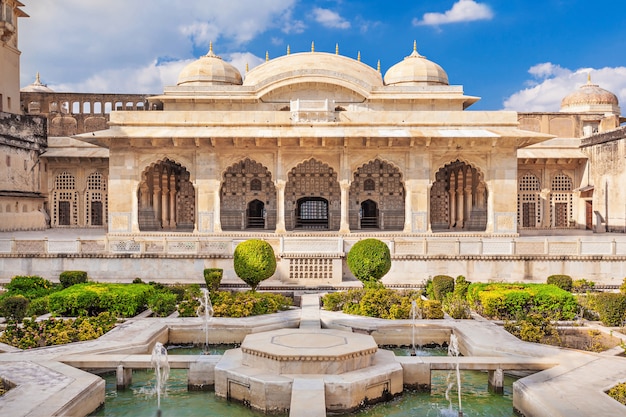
(161, 172, 169, 228)
(169, 175, 176, 229)
(275, 180, 286, 234)
(449, 171, 457, 228)
(213, 185, 222, 232)
(457, 168, 465, 228)
(152, 171, 161, 225)
(339, 180, 350, 234)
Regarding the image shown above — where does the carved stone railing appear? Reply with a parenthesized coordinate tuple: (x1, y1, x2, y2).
(0, 236, 625, 257)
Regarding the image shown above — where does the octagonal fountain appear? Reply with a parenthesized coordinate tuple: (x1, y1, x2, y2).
(215, 328, 403, 413)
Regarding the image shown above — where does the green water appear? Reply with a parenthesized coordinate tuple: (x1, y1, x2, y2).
(89, 345, 518, 417)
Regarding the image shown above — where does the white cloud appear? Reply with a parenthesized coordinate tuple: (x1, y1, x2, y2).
(312, 8, 351, 29)
(503, 63, 626, 112)
(18, 0, 296, 92)
(413, 0, 493, 26)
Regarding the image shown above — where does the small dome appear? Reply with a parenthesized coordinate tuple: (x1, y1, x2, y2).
(21, 73, 54, 93)
(177, 44, 242, 86)
(384, 43, 448, 86)
(561, 75, 619, 113)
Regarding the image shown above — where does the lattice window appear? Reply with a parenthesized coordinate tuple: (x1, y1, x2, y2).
(55, 172, 76, 190)
(363, 178, 375, 191)
(85, 172, 107, 226)
(517, 174, 541, 227)
(550, 174, 573, 227)
(552, 174, 572, 191)
(288, 258, 333, 280)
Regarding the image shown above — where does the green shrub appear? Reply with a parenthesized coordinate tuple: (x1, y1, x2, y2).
(547, 274, 573, 292)
(0, 312, 116, 349)
(587, 292, 626, 326)
(0, 295, 30, 322)
(210, 291, 291, 317)
(59, 271, 88, 288)
(321, 288, 442, 319)
(26, 296, 50, 317)
(148, 291, 178, 317)
(346, 239, 391, 285)
(432, 275, 455, 301)
(3, 275, 59, 300)
(608, 382, 626, 406)
(203, 268, 223, 293)
(504, 311, 560, 343)
(48, 283, 155, 317)
(467, 283, 577, 320)
(233, 240, 276, 291)
(620, 278, 626, 295)
(572, 279, 595, 293)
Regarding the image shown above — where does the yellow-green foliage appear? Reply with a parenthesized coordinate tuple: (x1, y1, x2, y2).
(586, 292, 626, 326)
(322, 288, 443, 319)
(210, 291, 292, 318)
(467, 283, 577, 320)
(0, 312, 116, 349)
(48, 283, 155, 317)
(59, 271, 88, 288)
(607, 382, 626, 405)
(546, 274, 573, 292)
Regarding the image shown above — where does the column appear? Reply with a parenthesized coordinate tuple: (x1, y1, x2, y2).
(404, 180, 413, 233)
(339, 180, 350, 234)
(275, 180, 286, 233)
(213, 186, 222, 232)
(456, 168, 464, 228)
(169, 179, 176, 229)
(464, 169, 474, 227)
(161, 172, 169, 228)
(449, 172, 457, 228)
(152, 172, 161, 225)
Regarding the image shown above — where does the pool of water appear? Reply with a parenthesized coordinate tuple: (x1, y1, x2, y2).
(88, 345, 518, 417)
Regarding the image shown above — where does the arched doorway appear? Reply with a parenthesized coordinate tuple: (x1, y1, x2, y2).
(285, 159, 340, 231)
(518, 173, 541, 228)
(52, 171, 78, 226)
(360, 199, 378, 228)
(247, 199, 265, 229)
(220, 159, 276, 231)
(137, 159, 194, 231)
(349, 159, 405, 230)
(296, 197, 329, 229)
(430, 160, 487, 231)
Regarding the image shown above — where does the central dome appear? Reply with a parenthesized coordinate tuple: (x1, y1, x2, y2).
(384, 44, 448, 86)
(177, 44, 242, 86)
(561, 75, 619, 113)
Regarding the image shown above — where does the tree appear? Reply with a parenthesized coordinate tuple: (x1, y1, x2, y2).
(346, 238, 391, 286)
(233, 239, 276, 291)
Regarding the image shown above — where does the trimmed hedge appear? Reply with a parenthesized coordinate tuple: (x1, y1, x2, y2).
(322, 288, 443, 319)
(59, 271, 88, 288)
(0, 295, 30, 322)
(432, 275, 455, 301)
(546, 274, 573, 292)
(48, 283, 155, 317)
(209, 291, 292, 317)
(587, 292, 626, 326)
(467, 283, 577, 320)
(203, 268, 223, 293)
(233, 240, 276, 291)
(346, 238, 391, 285)
(2, 275, 59, 300)
(0, 312, 116, 349)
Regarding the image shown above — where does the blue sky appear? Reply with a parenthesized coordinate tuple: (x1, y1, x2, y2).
(18, 0, 626, 111)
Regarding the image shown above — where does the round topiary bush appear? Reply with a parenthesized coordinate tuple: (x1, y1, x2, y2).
(547, 274, 573, 292)
(233, 239, 277, 291)
(432, 275, 455, 301)
(346, 238, 391, 285)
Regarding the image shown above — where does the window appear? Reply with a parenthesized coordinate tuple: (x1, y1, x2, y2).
(250, 178, 262, 191)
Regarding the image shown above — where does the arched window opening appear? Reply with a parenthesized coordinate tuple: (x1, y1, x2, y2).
(360, 199, 378, 228)
(296, 197, 329, 229)
(518, 173, 541, 228)
(250, 178, 262, 191)
(550, 173, 573, 228)
(247, 199, 265, 229)
(430, 160, 487, 231)
(137, 159, 195, 231)
(363, 178, 375, 191)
